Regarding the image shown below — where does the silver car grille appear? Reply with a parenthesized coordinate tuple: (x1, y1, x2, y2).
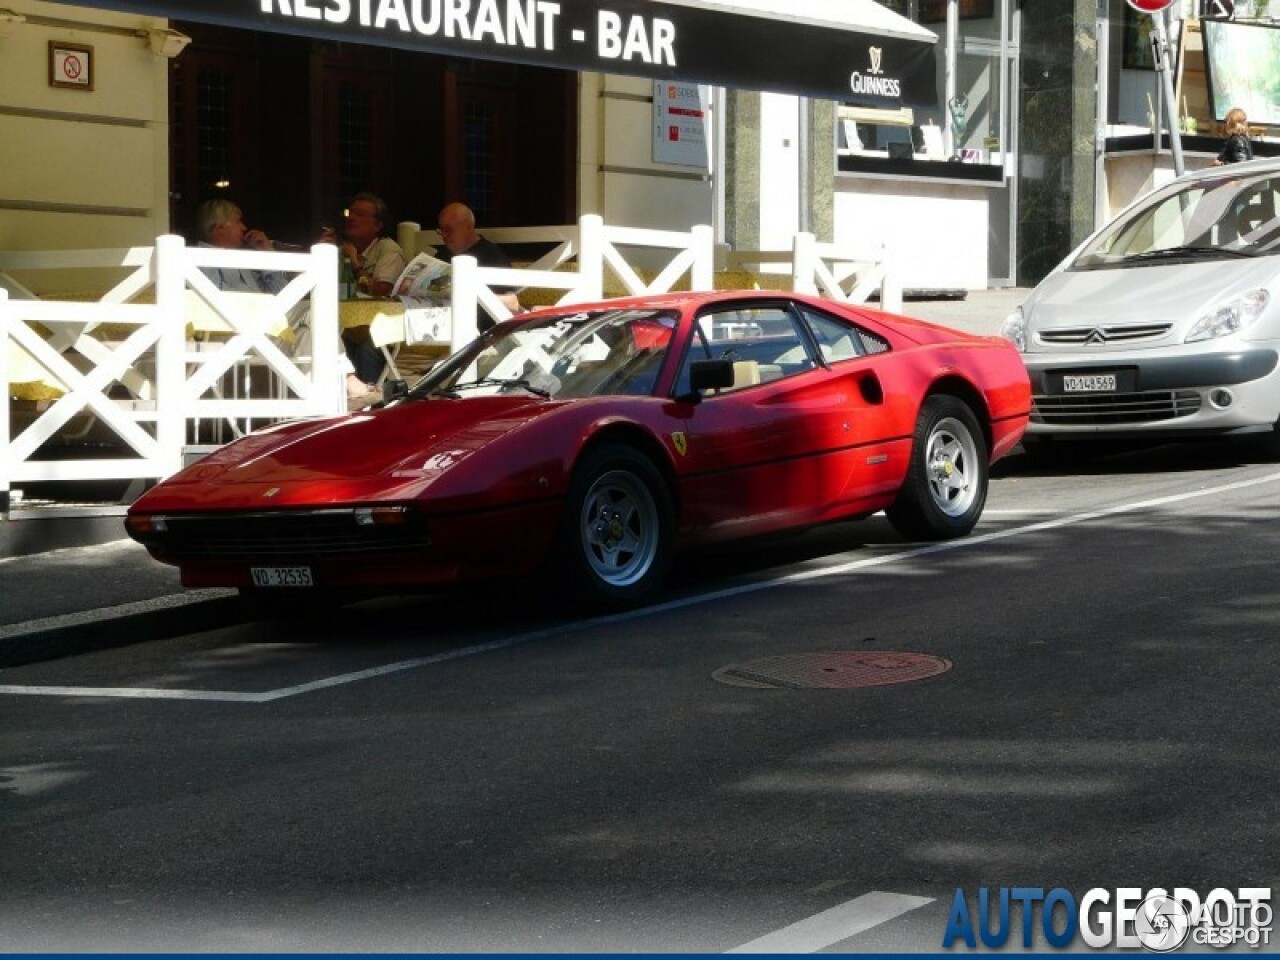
(1036, 323, 1172, 346)
(1032, 390, 1202, 425)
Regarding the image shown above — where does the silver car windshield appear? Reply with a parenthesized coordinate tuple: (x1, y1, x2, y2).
(1073, 171, 1280, 269)
(411, 308, 679, 400)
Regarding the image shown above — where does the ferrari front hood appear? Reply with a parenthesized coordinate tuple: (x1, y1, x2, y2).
(189, 396, 559, 485)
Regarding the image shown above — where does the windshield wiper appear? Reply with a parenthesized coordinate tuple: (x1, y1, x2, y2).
(1123, 245, 1256, 262)
(449, 377, 552, 398)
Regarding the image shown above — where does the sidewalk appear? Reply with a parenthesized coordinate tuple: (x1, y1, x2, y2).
(0, 288, 1030, 667)
(0, 539, 247, 668)
(898, 286, 1029, 337)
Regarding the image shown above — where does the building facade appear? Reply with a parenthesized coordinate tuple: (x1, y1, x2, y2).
(2, 0, 1274, 296)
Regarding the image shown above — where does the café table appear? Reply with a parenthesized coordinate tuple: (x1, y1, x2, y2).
(340, 297, 450, 381)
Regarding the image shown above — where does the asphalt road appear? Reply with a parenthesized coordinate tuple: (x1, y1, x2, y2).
(3, 439, 1280, 952)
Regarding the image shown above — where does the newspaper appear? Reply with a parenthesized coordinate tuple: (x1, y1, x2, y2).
(392, 253, 453, 344)
(392, 252, 451, 302)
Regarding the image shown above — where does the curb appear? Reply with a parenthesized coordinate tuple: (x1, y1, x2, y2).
(0, 592, 255, 669)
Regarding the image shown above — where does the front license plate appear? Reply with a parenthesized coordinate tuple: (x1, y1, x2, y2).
(250, 566, 313, 588)
(1063, 373, 1118, 393)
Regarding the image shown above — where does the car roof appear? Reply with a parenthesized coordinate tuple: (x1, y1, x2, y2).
(519, 288, 821, 318)
(1178, 156, 1280, 184)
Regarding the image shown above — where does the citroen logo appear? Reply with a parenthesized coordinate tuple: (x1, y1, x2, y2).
(869, 46, 884, 75)
(1084, 329, 1108, 345)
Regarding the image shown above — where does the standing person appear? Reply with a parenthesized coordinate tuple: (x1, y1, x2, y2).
(196, 198, 286, 294)
(320, 193, 406, 384)
(1213, 108, 1254, 166)
(435, 201, 522, 331)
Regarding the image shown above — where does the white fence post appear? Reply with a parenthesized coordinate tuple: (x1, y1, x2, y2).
(309, 242, 343, 414)
(791, 232, 818, 295)
(0, 288, 10, 507)
(153, 234, 187, 477)
(879, 243, 903, 314)
(690, 224, 715, 291)
(577, 214, 606, 301)
(449, 255, 480, 354)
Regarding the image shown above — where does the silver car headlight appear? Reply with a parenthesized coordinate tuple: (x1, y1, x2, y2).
(1185, 290, 1270, 343)
(1000, 307, 1026, 352)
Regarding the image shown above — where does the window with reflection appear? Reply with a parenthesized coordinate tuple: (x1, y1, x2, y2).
(837, 0, 1012, 175)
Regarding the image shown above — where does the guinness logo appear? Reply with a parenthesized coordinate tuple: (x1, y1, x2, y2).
(851, 48, 900, 98)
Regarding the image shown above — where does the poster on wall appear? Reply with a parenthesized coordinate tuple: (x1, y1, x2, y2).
(653, 81, 711, 168)
(1203, 18, 1280, 125)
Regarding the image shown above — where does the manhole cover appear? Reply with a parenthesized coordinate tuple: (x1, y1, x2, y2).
(712, 651, 952, 689)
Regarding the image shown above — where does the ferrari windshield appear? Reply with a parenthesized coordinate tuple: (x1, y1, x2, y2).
(1072, 171, 1280, 269)
(411, 307, 680, 400)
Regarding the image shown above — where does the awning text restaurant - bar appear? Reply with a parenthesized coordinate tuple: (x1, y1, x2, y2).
(49, 0, 938, 108)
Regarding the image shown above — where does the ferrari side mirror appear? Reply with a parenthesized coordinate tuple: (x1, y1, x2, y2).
(689, 359, 733, 392)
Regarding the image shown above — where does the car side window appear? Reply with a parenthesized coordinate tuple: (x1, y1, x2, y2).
(797, 305, 865, 364)
(674, 305, 816, 395)
(797, 304, 891, 362)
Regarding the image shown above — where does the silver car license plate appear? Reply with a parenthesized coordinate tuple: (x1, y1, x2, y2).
(250, 566, 314, 588)
(1063, 374, 1117, 393)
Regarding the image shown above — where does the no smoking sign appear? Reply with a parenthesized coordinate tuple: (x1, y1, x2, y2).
(49, 42, 93, 91)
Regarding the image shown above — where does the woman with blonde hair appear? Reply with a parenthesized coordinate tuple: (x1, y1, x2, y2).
(1214, 107, 1253, 166)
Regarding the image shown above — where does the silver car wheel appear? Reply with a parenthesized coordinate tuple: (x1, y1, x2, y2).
(579, 468, 660, 588)
(925, 416, 981, 518)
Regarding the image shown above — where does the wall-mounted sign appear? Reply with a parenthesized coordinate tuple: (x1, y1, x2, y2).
(49, 41, 93, 91)
(653, 81, 709, 167)
(47, 0, 938, 107)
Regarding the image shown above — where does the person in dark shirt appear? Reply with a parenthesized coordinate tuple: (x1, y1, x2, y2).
(435, 202, 522, 331)
(1213, 107, 1254, 166)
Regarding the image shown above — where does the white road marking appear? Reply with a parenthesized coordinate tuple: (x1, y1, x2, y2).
(5, 468, 1280, 703)
(0, 590, 233, 642)
(727, 891, 933, 953)
(981, 508, 1064, 515)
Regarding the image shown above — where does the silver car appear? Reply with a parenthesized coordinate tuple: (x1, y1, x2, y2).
(1002, 158, 1280, 453)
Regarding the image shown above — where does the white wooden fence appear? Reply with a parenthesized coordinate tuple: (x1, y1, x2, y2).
(727, 233, 903, 314)
(1, 236, 341, 508)
(2, 218, 893, 513)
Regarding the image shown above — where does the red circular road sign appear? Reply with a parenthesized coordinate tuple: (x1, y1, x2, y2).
(1126, 0, 1175, 11)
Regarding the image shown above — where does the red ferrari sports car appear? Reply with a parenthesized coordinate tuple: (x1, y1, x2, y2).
(126, 291, 1030, 607)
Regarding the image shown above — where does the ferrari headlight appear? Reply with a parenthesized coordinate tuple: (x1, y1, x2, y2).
(1185, 290, 1270, 343)
(1001, 307, 1027, 352)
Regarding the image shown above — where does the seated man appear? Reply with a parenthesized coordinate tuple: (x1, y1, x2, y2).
(320, 192, 407, 384)
(196, 198, 286, 294)
(435, 202, 522, 332)
(197, 198, 374, 409)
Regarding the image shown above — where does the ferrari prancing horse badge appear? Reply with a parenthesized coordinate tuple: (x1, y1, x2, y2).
(671, 432, 688, 456)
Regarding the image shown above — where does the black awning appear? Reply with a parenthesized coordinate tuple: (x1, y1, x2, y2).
(51, 0, 938, 108)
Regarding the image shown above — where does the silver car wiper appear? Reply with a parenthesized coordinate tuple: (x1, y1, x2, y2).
(1123, 245, 1256, 262)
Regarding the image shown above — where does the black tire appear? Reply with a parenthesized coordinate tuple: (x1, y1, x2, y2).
(554, 444, 675, 608)
(886, 395, 988, 541)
